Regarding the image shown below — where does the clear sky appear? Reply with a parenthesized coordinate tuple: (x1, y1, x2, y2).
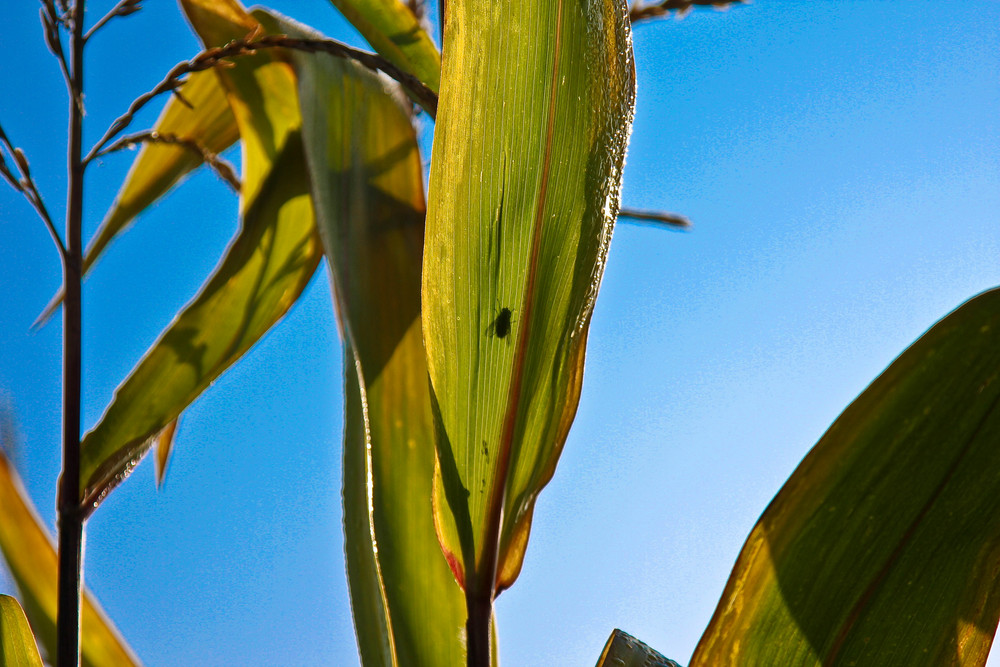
(1, 1, 998, 665)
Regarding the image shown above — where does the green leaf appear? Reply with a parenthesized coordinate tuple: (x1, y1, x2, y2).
(153, 418, 179, 487)
(0, 596, 43, 667)
(594, 630, 680, 667)
(691, 287, 1000, 666)
(178, 0, 304, 209)
(88, 68, 239, 271)
(78, 135, 320, 507)
(36, 68, 239, 327)
(0, 451, 140, 665)
(325, 0, 441, 94)
(78, 0, 321, 505)
(259, 10, 470, 665)
(422, 0, 635, 609)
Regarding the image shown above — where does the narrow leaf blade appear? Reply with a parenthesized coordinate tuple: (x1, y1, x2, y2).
(153, 418, 179, 487)
(78, 136, 319, 507)
(178, 0, 300, 208)
(692, 287, 1000, 666)
(0, 595, 43, 667)
(36, 68, 239, 326)
(422, 0, 636, 601)
(0, 451, 140, 665)
(78, 0, 320, 504)
(325, 0, 441, 93)
(265, 11, 469, 664)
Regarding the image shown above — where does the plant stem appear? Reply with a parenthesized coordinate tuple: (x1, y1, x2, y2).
(57, 0, 85, 664)
(466, 593, 492, 667)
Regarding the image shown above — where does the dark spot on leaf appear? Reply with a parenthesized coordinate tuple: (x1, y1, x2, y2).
(494, 307, 512, 339)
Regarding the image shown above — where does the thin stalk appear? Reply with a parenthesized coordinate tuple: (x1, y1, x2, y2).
(629, 0, 746, 23)
(85, 34, 437, 165)
(94, 130, 241, 192)
(56, 0, 85, 664)
(617, 208, 691, 230)
(465, 593, 491, 667)
(83, 0, 141, 43)
(0, 123, 66, 259)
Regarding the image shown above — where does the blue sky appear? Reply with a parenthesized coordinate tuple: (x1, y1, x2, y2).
(1, 1, 999, 665)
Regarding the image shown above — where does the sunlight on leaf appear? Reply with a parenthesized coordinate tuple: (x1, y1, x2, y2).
(36, 68, 239, 327)
(86, 69, 239, 273)
(422, 0, 636, 621)
(324, 0, 441, 94)
(0, 595, 43, 667)
(0, 451, 140, 666)
(78, 0, 321, 507)
(258, 9, 472, 665)
(692, 287, 1000, 667)
(78, 135, 320, 509)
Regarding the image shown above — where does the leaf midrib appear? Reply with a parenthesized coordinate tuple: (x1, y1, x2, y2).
(478, 0, 565, 598)
(822, 386, 1000, 665)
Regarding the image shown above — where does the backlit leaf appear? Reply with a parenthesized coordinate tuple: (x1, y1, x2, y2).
(78, 0, 321, 506)
(0, 450, 140, 665)
(0, 595, 43, 667)
(36, 68, 239, 326)
(260, 10, 470, 664)
(324, 0, 441, 94)
(78, 135, 319, 508)
(692, 287, 1000, 667)
(422, 0, 636, 618)
(87, 68, 239, 273)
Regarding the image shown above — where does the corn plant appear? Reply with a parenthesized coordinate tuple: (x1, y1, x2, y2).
(2, 1, 1000, 666)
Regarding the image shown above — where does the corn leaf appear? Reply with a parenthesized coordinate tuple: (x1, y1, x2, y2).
(0, 451, 139, 665)
(422, 0, 635, 611)
(87, 69, 239, 270)
(692, 287, 1000, 666)
(152, 418, 179, 487)
(0, 595, 43, 667)
(257, 10, 471, 664)
(78, 0, 321, 507)
(594, 630, 680, 667)
(36, 69, 239, 326)
(325, 0, 440, 94)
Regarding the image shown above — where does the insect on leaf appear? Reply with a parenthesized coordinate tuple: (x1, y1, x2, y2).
(422, 0, 636, 624)
(256, 9, 476, 664)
